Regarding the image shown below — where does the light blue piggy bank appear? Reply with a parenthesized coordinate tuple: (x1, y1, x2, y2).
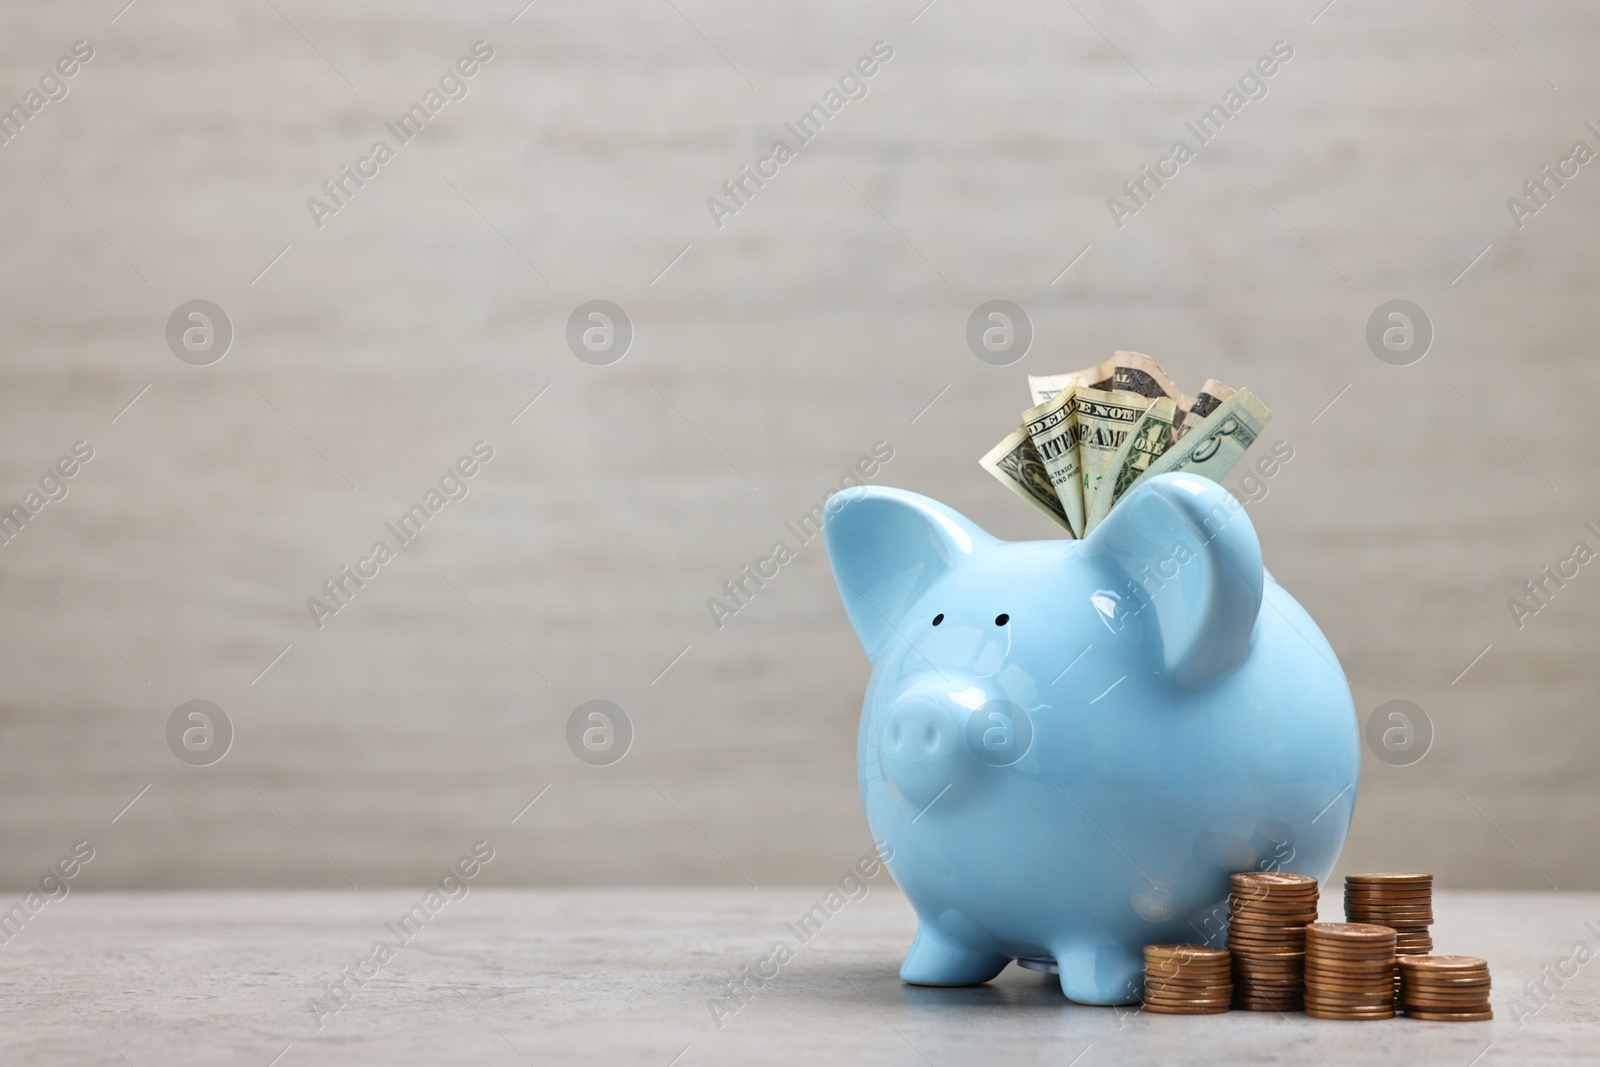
(822, 473, 1358, 1005)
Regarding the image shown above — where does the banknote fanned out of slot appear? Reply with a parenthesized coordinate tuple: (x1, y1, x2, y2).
(982, 351, 1272, 535)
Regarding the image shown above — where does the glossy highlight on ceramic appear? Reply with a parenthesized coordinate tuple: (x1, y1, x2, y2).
(822, 473, 1359, 1005)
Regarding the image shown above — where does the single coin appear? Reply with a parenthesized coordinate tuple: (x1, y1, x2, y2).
(1399, 955, 1488, 972)
(1146, 966, 1232, 977)
(1344, 884, 1433, 894)
(1142, 1002, 1231, 1015)
(1305, 968, 1396, 983)
(1228, 931, 1310, 943)
(1228, 953, 1305, 966)
(1230, 916, 1315, 929)
(1307, 952, 1397, 963)
(1233, 897, 1322, 910)
(1306, 998, 1399, 1012)
(1145, 943, 1228, 957)
(1402, 981, 1493, 994)
(1231, 942, 1307, 954)
(1305, 966, 1395, 979)
(1304, 975, 1396, 991)
(1234, 871, 1319, 886)
(1308, 922, 1396, 938)
(1144, 994, 1236, 1007)
(1403, 979, 1491, 992)
(1304, 984, 1398, 999)
(1305, 988, 1395, 1002)
(1231, 886, 1317, 906)
(1146, 978, 1230, 990)
(1404, 1008, 1493, 1022)
(1345, 873, 1432, 884)
(1232, 901, 1319, 914)
(1145, 992, 1235, 1003)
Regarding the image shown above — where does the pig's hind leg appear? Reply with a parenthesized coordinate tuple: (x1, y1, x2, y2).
(899, 924, 1010, 986)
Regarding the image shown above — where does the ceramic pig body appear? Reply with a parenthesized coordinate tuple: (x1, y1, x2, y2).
(822, 473, 1358, 1005)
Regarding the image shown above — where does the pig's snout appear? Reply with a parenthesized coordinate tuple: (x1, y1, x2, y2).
(879, 694, 978, 808)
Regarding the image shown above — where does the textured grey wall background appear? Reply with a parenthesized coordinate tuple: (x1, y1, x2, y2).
(1, 0, 1596, 890)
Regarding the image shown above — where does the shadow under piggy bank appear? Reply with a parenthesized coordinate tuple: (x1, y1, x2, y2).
(822, 473, 1358, 1005)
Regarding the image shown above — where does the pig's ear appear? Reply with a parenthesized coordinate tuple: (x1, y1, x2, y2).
(823, 487, 995, 661)
(1086, 473, 1263, 688)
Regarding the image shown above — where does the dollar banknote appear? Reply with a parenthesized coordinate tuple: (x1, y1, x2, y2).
(1018, 384, 1090, 536)
(1027, 372, 1080, 406)
(988, 353, 1269, 537)
(979, 425, 1075, 535)
(1085, 396, 1177, 532)
(1071, 385, 1156, 521)
(1176, 378, 1235, 440)
(1030, 352, 1186, 426)
(1127, 387, 1272, 492)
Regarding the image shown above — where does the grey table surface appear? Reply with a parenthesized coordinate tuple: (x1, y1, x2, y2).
(0, 887, 1591, 1065)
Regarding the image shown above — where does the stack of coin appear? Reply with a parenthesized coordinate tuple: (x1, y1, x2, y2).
(1304, 922, 1397, 1020)
(1398, 955, 1493, 1021)
(1142, 944, 1233, 1014)
(1227, 872, 1319, 1011)
(1344, 872, 1434, 991)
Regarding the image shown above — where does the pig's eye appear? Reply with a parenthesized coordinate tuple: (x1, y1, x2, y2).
(994, 613, 1009, 626)
(931, 614, 944, 626)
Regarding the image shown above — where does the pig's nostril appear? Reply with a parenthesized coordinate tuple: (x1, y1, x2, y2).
(891, 724, 904, 747)
(923, 726, 938, 749)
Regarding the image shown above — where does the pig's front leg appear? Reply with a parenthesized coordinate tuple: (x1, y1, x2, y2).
(899, 924, 1010, 987)
(1052, 940, 1143, 1005)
